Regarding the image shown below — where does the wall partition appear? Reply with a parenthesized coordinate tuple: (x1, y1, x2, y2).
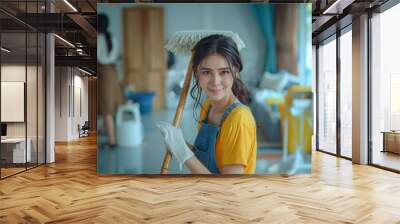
(0, 1, 46, 179)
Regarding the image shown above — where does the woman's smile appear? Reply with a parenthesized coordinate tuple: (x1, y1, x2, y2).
(208, 88, 223, 95)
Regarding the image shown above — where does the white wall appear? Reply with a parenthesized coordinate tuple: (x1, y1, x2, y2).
(55, 66, 68, 141)
(1, 65, 32, 137)
(1, 82, 24, 122)
(55, 67, 89, 141)
(72, 73, 89, 138)
(1, 65, 26, 81)
(1, 64, 46, 164)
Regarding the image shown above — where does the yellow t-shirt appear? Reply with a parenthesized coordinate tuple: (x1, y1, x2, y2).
(198, 99, 257, 174)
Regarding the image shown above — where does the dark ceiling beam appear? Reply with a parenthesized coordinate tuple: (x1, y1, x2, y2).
(51, 0, 97, 47)
(67, 13, 97, 39)
(55, 47, 96, 56)
(1, 5, 94, 33)
(86, 0, 97, 11)
(312, 0, 363, 43)
(0, 19, 26, 31)
(322, 0, 356, 14)
(312, 15, 335, 33)
(0, 8, 38, 31)
(78, 66, 97, 75)
(312, 0, 356, 34)
(1, 56, 43, 65)
(55, 55, 96, 67)
(2, 13, 84, 32)
(312, 14, 352, 44)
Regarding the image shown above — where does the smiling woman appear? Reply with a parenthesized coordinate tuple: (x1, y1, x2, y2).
(157, 34, 257, 175)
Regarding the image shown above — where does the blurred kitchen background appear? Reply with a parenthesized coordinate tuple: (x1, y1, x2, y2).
(96, 3, 313, 175)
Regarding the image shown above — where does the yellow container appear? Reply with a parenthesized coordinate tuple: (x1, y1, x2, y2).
(280, 85, 313, 155)
(265, 97, 285, 106)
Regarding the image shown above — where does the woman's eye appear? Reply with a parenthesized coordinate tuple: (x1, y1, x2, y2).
(221, 70, 230, 75)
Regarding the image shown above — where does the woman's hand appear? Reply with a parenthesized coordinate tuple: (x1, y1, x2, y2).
(156, 122, 194, 169)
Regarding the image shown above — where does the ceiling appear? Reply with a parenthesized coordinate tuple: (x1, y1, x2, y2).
(311, 0, 390, 44)
(1, 0, 396, 74)
(0, 0, 98, 73)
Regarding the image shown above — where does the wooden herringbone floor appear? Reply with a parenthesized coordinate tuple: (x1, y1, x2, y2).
(1, 135, 400, 223)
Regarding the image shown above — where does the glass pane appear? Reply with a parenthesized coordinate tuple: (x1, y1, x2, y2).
(27, 31, 38, 169)
(340, 30, 352, 158)
(38, 33, 45, 165)
(371, 4, 400, 171)
(312, 45, 317, 151)
(1, 31, 27, 177)
(317, 38, 337, 154)
(0, 1, 46, 178)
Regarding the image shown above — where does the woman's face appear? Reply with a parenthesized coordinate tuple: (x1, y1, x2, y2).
(197, 53, 235, 102)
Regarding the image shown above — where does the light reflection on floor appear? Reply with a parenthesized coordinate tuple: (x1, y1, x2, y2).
(372, 150, 400, 171)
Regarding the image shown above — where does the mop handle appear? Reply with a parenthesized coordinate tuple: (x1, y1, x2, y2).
(160, 56, 194, 174)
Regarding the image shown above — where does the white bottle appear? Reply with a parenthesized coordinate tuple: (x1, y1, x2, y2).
(116, 100, 143, 147)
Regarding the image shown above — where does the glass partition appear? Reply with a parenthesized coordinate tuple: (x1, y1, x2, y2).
(339, 29, 352, 158)
(317, 37, 337, 155)
(0, 1, 46, 179)
(38, 32, 45, 165)
(371, 3, 400, 171)
(27, 30, 38, 169)
(1, 30, 27, 178)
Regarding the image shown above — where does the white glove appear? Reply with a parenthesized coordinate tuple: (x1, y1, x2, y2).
(156, 121, 194, 170)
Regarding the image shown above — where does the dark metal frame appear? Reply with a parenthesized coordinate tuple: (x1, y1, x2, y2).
(336, 20, 341, 158)
(44, 0, 47, 165)
(315, 44, 319, 152)
(25, 2, 28, 171)
(367, 9, 373, 166)
(0, 23, 2, 179)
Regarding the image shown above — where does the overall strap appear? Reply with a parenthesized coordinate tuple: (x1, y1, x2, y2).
(204, 100, 243, 124)
(220, 101, 243, 124)
(203, 103, 212, 123)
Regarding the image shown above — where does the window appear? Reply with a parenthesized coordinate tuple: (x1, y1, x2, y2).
(317, 37, 337, 154)
(339, 29, 352, 158)
(371, 3, 400, 171)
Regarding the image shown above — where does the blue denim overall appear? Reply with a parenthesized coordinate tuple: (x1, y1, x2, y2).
(193, 101, 242, 174)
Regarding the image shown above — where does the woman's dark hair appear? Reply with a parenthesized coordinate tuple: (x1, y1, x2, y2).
(98, 14, 112, 54)
(190, 34, 251, 121)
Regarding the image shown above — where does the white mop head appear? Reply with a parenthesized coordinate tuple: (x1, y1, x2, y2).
(165, 30, 245, 55)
